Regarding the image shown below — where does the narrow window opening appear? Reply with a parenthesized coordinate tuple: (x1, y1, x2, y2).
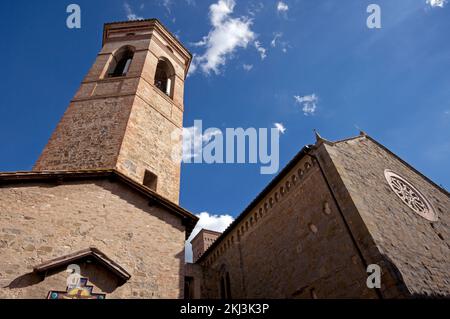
(220, 277, 226, 299)
(225, 272, 232, 299)
(107, 46, 135, 78)
(219, 272, 232, 299)
(154, 59, 175, 97)
(184, 277, 194, 299)
(143, 170, 158, 191)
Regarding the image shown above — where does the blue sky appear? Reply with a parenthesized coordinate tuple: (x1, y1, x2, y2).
(0, 1, 449, 242)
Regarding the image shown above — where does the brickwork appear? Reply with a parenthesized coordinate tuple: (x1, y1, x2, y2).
(320, 136, 450, 297)
(196, 156, 378, 298)
(191, 230, 222, 263)
(33, 20, 191, 204)
(191, 135, 449, 299)
(33, 96, 135, 171)
(2, 18, 448, 300)
(0, 179, 186, 298)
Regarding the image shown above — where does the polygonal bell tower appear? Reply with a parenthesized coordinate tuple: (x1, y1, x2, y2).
(34, 19, 192, 204)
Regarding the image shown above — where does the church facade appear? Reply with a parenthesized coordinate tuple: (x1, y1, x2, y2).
(0, 19, 448, 299)
(187, 133, 450, 298)
(0, 19, 198, 299)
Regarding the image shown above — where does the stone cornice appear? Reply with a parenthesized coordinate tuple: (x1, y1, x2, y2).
(102, 19, 192, 78)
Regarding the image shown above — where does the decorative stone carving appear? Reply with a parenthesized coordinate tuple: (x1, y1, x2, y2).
(384, 170, 437, 221)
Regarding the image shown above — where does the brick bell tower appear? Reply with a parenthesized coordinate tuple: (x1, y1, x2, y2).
(34, 19, 192, 204)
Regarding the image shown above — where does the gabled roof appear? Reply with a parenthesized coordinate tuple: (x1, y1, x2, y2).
(195, 145, 314, 263)
(0, 169, 199, 238)
(34, 247, 131, 283)
(316, 132, 450, 198)
(195, 132, 449, 263)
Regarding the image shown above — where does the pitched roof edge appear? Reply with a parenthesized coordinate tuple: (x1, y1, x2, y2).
(0, 169, 199, 237)
(33, 247, 131, 282)
(328, 134, 449, 198)
(195, 132, 450, 263)
(196, 145, 314, 263)
(365, 136, 450, 198)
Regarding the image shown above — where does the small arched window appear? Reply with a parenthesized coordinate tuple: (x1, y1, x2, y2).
(154, 59, 175, 97)
(225, 272, 231, 299)
(219, 271, 232, 299)
(107, 46, 135, 78)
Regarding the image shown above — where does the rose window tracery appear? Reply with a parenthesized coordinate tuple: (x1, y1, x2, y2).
(384, 170, 437, 221)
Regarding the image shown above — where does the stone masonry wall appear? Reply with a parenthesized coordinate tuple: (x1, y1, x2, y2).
(198, 156, 378, 299)
(33, 96, 135, 171)
(321, 137, 450, 297)
(34, 30, 187, 204)
(33, 38, 151, 172)
(0, 179, 185, 299)
(116, 84, 183, 204)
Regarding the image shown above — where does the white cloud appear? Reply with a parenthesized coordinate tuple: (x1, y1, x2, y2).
(277, 1, 289, 12)
(254, 41, 267, 60)
(210, 0, 233, 25)
(243, 64, 253, 71)
(274, 123, 286, 134)
(190, 0, 256, 74)
(294, 94, 319, 116)
(271, 32, 282, 47)
(248, 2, 264, 16)
(187, 56, 198, 77)
(181, 126, 222, 161)
(445, 110, 450, 115)
(162, 0, 172, 13)
(426, 0, 447, 8)
(185, 212, 234, 262)
(270, 32, 289, 53)
(124, 2, 143, 21)
(156, 0, 195, 13)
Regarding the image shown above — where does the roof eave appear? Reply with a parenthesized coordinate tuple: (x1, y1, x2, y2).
(33, 247, 131, 283)
(0, 169, 199, 237)
(196, 145, 314, 263)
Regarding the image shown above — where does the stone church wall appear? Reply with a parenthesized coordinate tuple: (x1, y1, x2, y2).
(198, 155, 378, 298)
(321, 137, 450, 297)
(33, 95, 135, 172)
(0, 179, 185, 298)
(34, 24, 190, 204)
(116, 92, 182, 204)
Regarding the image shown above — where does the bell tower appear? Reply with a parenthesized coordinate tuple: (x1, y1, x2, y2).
(34, 19, 192, 204)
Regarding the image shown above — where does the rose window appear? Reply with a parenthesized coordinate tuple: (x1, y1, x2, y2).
(384, 170, 437, 221)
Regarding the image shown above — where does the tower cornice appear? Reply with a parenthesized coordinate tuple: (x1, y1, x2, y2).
(102, 19, 192, 78)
